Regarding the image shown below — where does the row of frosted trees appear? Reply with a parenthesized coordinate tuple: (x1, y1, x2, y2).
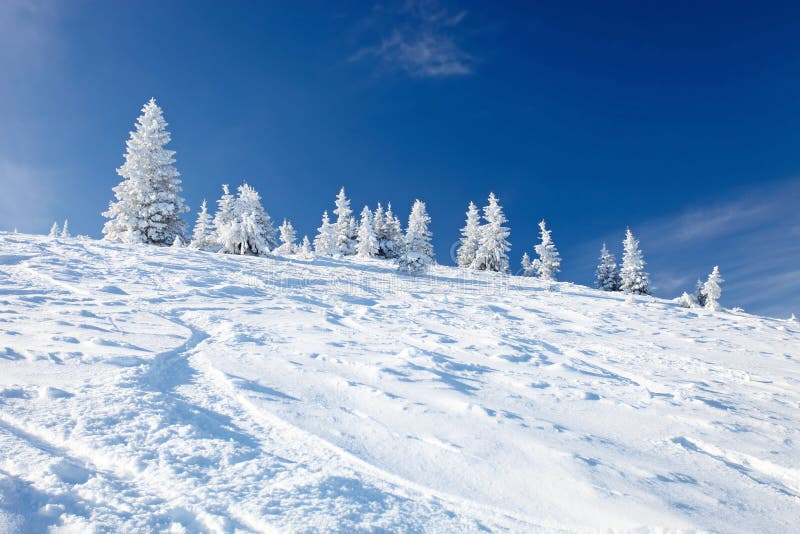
(99, 98, 723, 307)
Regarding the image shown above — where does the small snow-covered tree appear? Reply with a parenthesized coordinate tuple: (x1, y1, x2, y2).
(694, 279, 707, 307)
(274, 219, 297, 255)
(239, 183, 276, 254)
(313, 211, 337, 256)
(373, 203, 386, 255)
(216, 183, 276, 255)
(620, 228, 650, 295)
(380, 202, 403, 258)
(595, 243, 620, 291)
(214, 184, 235, 231)
(356, 206, 379, 258)
(456, 201, 481, 268)
(532, 219, 560, 281)
(189, 199, 216, 250)
(274, 219, 297, 254)
(60, 219, 70, 238)
(171, 235, 183, 248)
(102, 98, 188, 245)
(520, 252, 534, 276)
(675, 292, 694, 308)
(298, 235, 314, 260)
(397, 200, 434, 274)
(703, 265, 723, 311)
(333, 187, 356, 255)
(48, 222, 59, 238)
(472, 193, 510, 273)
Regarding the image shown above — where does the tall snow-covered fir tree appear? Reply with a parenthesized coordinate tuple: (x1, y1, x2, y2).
(356, 206, 379, 258)
(102, 98, 188, 245)
(333, 187, 356, 256)
(532, 219, 560, 281)
(456, 201, 481, 268)
(471, 193, 510, 273)
(60, 219, 70, 238)
(380, 202, 403, 259)
(703, 265, 723, 311)
(276, 219, 297, 255)
(595, 243, 620, 291)
(189, 200, 216, 250)
(48, 222, 59, 238)
(397, 200, 434, 274)
(313, 211, 337, 256)
(620, 228, 650, 295)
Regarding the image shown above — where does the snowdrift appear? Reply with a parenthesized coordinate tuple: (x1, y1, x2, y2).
(0, 233, 798, 532)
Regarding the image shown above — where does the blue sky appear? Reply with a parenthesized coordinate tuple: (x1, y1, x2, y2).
(1, 0, 798, 317)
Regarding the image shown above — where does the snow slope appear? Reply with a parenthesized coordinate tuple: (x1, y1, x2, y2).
(0, 232, 798, 533)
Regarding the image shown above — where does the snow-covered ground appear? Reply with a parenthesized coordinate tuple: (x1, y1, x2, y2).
(0, 232, 798, 533)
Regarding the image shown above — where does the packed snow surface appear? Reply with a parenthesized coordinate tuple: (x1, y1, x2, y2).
(0, 233, 798, 532)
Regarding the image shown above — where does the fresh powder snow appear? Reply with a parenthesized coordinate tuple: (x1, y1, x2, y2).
(0, 232, 798, 532)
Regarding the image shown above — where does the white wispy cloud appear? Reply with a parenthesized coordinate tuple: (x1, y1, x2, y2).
(573, 179, 800, 318)
(351, 0, 473, 78)
(0, 0, 58, 67)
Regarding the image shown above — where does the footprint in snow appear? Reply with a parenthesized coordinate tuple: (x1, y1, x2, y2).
(39, 386, 73, 399)
(51, 460, 90, 485)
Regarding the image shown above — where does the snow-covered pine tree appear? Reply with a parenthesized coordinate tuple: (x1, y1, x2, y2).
(313, 211, 337, 256)
(381, 202, 403, 259)
(372, 203, 387, 257)
(61, 219, 70, 238)
(299, 235, 314, 260)
(456, 201, 481, 268)
(356, 206, 379, 258)
(216, 183, 275, 255)
(48, 222, 59, 238)
(397, 200, 434, 274)
(620, 228, 650, 295)
(214, 184, 235, 231)
(471, 193, 510, 273)
(171, 235, 183, 248)
(675, 292, 697, 308)
(694, 279, 707, 307)
(703, 265, 723, 311)
(520, 252, 533, 276)
(595, 243, 620, 291)
(333, 187, 356, 256)
(275, 219, 297, 255)
(532, 219, 560, 281)
(189, 200, 217, 250)
(236, 183, 276, 255)
(102, 98, 188, 245)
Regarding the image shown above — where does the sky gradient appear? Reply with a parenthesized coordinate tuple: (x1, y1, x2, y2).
(1, 0, 798, 317)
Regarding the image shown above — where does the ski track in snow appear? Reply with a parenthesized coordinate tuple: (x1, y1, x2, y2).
(0, 233, 799, 533)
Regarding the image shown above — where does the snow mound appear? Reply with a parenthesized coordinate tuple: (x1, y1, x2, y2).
(0, 232, 798, 532)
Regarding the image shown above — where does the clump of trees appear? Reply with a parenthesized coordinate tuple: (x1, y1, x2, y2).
(97, 98, 731, 304)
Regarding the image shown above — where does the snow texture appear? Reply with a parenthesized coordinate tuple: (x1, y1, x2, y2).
(0, 232, 798, 532)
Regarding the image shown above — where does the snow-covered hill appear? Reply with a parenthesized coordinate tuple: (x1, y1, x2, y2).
(0, 233, 798, 533)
